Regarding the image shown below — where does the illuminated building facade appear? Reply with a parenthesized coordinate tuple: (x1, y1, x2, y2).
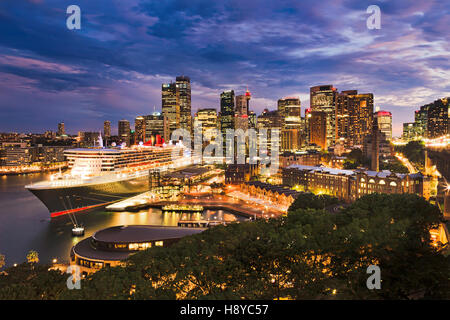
(118, 120, 131, 146)
(234, 89, 251, 132)
(336, 90, 374, 147)
(282, 165, 430, 202)
(176, 76, 192, 135)
(194, 108, 218, 141)
(309, 111, 327, 150)
(240, 181, 301, 209)
(134, 116, 145, 144)
(143, 113, 164, 144)
(57, 122, 65, 136)
(427, 97, 449, 139)
(402, 122, 420, 141)
(225, 163, 259, 184)
(219, 90, 235, 139)
(374, 110, 392, 141)
(103, 121, 111, 139)
(278, 97, 302, 152)
(257, 109, 282, 153)
(279, 151, 321, 168)
(310, 85, 337, 147)
(70, 225, 205, 275)
(162, 82, 179, 141)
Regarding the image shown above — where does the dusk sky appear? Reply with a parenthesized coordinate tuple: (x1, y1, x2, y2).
(0, 0, 448, 137)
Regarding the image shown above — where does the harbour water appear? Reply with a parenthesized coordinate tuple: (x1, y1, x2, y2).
(0, 173, 242, 267)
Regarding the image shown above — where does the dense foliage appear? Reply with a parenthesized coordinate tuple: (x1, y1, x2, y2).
(395, 141, 425, 167)
(380, 158, 409, 173)
(0, 263, 67, 299)
(343, 149, 370, 169)
(1, 193, 448, 300)
(288, 192, 340, 212)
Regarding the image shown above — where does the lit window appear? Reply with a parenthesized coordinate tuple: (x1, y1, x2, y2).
(129, 243, 139, 250)
(369, 179, 375, 184)
(379, 180, 385, 185)
(155, 241, 163, 247)
(390, 181, 397, 187)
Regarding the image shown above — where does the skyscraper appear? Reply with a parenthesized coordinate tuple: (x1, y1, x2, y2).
(118, 120, 131, 146)
(134, 116, 145, 144)
(309, 111, 327, 150)
(219, 90, 235, 135)
(234, 89, 251, 131)
(176, 76, 192, 135)
(162, 82, 179, 142)
(278, 97, 302, 152)
(143, 112, 164, 144)
(310, 85, 337, 148)
(257, 109, 282, 153)
(161, 76, 192, 141)
(427, 97, 449, 139)
(371, 118, 380, 172)
(103, 120, 111, 139)
(374, 110, 392, 141)
(248, 110, 257, 129)
(57, 122, 65, 136)
(336, 90, 374, 146)
(415, 104, 429, 138)
(194, 108, 218, 141)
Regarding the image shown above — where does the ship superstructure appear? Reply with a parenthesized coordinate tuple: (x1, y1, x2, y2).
(26, 144, 190, 217)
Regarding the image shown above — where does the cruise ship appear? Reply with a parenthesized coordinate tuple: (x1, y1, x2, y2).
(26, 144, 190, 217)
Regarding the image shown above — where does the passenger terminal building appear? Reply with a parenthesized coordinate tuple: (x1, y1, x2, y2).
(282, 165, 430, 202)
(71, 225, 205, 274)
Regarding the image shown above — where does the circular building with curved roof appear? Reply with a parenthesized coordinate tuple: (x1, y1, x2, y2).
(71, 225, 205, 274)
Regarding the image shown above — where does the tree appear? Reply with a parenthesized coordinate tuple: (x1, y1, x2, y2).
(1, 194, 449, 300)
(395, 141, 425, 167)
(288, 192, 339, 213)
(26, 250, 39, 264)
(0, 263, 67, 300)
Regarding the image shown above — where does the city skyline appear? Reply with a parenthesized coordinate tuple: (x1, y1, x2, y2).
(0, 1, 449, 136)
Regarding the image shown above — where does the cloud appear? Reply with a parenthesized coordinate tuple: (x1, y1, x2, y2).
(0, 0, 448, 137)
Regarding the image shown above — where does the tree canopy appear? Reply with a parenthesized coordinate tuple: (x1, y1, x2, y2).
(1, 193, 448, 300)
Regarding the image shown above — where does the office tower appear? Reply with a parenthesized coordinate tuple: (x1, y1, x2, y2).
(234, 89, 251, 131)
(176, 76, 192, 135)
(415, 105, 429, 138)
(143, 112, 165, 144)
(161, 76, 192, 141)
(219, 90, 235, 136)
(374, 110, 392, 141)
(427, 97, 449, 139)
(194, 108, 218, 141)
(310, 85, 337, 147)
(309, 111, 327, 150)
(305, 108, 312, 144)
(57, 122, 65, 136)
(118, 120, 131, 146)
(278, 97, 302, 152)
(134, 116, 145, 144)
(371, 118, 380, 171)
(256, 109, 282, 153)
(336, 90, 374, 146)
(103, 121, 111, 139)
(248, 110, 257, 129)
(162, 82, 179, 142)
(403, 123, 418, 141)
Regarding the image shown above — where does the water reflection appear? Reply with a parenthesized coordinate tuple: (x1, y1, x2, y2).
(0, 173, 244, 267)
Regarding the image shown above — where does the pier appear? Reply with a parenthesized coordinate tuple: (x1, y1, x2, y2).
(106, 193, 284, 219)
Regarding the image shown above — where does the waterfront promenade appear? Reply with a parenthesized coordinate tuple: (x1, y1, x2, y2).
(106, 193, 285, 219)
